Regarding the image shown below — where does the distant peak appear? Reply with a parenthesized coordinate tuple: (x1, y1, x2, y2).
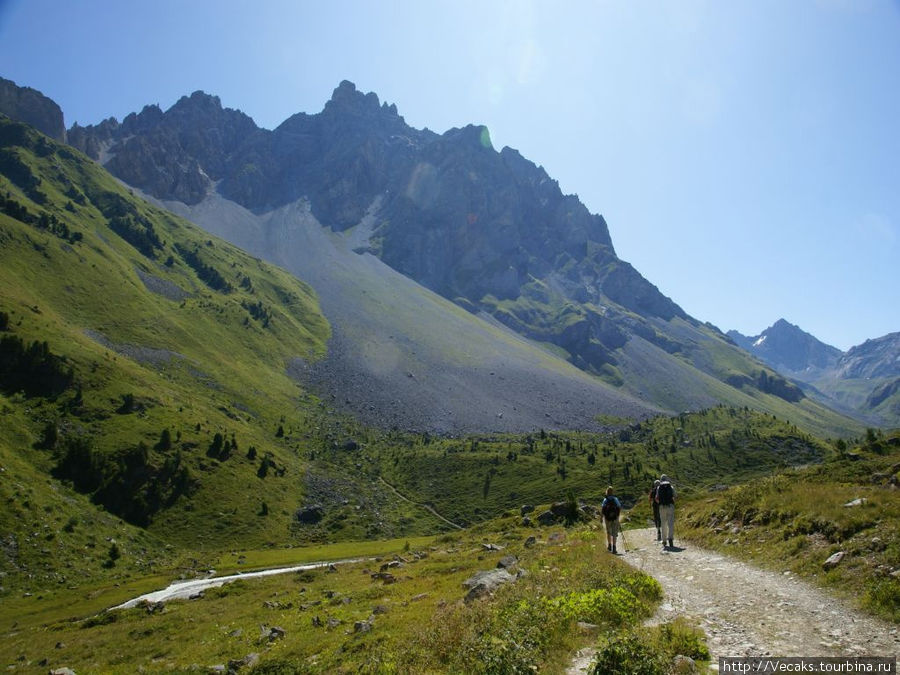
(170, 90, 223, 113)
(326, 80, 379, 110)
(321, 81, 405, 124)
(334, 80, 359, 97)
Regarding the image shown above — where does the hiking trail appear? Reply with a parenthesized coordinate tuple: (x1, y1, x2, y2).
(568, 527, 899, 673)
(378, 477, 463, 530)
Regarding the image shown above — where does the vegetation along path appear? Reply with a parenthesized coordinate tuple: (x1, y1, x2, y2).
(570, 528, 899, 673)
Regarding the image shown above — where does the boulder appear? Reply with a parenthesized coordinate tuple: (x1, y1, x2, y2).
(371, 572, 396, 584)
(497, 555, 518, 569)
(843, 498, 867, 508)
(462, 568, 516, 603)
(524, 536, 537, 548)
(580, 504, 599, 519)
(536, 510, 557, 526)
(227, 653, 260, 671)
(296, 504, 325, 524)
(520, 504, 535, 516)
(823, 551, 846, 570)
(260, 625, 286, 641)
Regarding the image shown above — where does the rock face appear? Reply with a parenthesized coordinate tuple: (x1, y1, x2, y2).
(0, 76, 66, 142)
(67, 80, 688, 375)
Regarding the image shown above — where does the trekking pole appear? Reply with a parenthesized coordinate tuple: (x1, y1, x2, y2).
(618, 519, 626, 552)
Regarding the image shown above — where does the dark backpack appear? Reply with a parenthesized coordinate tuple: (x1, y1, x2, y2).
(657, 482, 674, 506)
(601, 498, 620, 520)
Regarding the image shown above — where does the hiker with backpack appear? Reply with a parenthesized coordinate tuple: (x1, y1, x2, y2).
(649, 479, 662, 541)
(601, 486, 622, 554)
(655, 474, 676, 549)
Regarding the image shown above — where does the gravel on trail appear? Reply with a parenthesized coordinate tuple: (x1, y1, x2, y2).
(569, 527, 899, 673)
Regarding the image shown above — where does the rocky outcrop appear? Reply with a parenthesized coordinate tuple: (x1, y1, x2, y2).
(0, 77, 66, 142)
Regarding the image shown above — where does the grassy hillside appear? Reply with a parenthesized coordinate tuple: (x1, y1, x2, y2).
(0, 116, 350, 585)
(679, 430, 900, 622)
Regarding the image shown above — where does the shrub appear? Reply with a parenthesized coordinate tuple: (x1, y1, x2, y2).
(653, 618, 710, 661)
(591, 631, 667, 675)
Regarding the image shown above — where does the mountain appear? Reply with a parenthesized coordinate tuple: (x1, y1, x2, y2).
(59, 80, 863, 438)
(730, 320, 899, 427)
(836, 333, 900, 380)
(727, 319, 842, 377)
(0, 76, 66, 142)
(68, 82, 684, 377)
(829, 333, 900, 424)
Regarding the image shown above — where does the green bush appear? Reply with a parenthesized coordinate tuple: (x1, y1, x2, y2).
(654, 618, 710, 661)
(591, 631, 667, 675)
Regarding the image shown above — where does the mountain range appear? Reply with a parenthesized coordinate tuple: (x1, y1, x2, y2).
(1, 76, 881, 438)
(730, 319, 900, 426)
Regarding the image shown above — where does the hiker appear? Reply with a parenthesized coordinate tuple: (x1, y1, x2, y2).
(649, 479, 661, 541)
(655, 474, 676, 549)
(601, 486, 622, 554)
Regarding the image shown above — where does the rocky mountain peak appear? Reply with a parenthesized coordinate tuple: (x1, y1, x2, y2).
(171, 90, 223, 113)
(0, 76, 66, 142)
(324, 80, 399, 119)
(729, 319, 842, 376)
(443, 124, 494, 151)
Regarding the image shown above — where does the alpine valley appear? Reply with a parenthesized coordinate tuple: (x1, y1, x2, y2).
(1, 77, 897, 673)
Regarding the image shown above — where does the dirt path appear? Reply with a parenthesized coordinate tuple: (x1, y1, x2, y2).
(378, 477, 463, 530)
(569, 527, 899, 673)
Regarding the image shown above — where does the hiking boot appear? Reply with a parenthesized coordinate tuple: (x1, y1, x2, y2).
(668, 538, 673, 548)
(657, 530, 661, 541)
(607, 544, 611, 552)
(612, 545, 617, 554)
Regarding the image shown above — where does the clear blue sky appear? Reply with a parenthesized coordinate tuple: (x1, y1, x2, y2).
(1, 0, 898, 350)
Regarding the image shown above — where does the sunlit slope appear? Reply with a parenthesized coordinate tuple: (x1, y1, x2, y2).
(0, 116, 334, 553)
